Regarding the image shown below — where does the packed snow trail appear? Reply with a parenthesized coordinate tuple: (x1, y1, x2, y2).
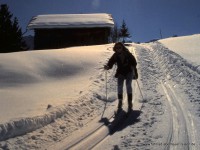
(95, 43, 199, 150)
(161, 82, 196, 150)
(150, 43, 198, 150)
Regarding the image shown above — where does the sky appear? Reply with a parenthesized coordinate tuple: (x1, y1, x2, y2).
(0, 0, 200, 42)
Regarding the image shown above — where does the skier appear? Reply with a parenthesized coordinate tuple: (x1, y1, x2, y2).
(104, 42, 138, 113)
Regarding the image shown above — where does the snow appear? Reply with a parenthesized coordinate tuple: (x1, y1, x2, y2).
(27, 13, 114, 29)
(0, 45, 108, 123)
(0, 34, 200, 149)
(159, 34, 200, 65)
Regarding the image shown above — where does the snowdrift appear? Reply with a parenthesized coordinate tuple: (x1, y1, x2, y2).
(159, 34, 200, 65)
(0, 44, 115, 141)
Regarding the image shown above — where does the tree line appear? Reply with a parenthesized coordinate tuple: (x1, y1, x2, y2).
(0, 4, 28, 53)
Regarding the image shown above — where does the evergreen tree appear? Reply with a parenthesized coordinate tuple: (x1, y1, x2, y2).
(0, 4, 27, 53)
(119, 20, 131, 43)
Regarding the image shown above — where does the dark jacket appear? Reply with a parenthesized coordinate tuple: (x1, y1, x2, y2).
(107, 49, 137, 78)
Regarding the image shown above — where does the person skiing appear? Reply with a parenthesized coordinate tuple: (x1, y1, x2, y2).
(104, 42, 138, 112)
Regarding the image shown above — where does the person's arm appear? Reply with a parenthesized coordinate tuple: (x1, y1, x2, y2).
(104, 53, 117, 70)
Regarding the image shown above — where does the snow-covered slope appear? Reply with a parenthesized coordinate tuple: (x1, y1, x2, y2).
(0, 44, 118, 142)
(0, 34, 200, 149)
(159, 34, 200, 65)
(0, 45, 107, 122)
(95, 35, 200, 149)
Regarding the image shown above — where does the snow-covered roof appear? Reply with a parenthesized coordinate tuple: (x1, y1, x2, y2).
(27, 13, 114, 30)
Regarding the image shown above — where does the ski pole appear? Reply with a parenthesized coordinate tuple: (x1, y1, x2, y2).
(105, 70, 108, 102)
(136, 80, 145, 111)
(101, 70, 108, 118)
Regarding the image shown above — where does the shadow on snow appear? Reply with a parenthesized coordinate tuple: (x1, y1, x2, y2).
(99, 109, 141, 135)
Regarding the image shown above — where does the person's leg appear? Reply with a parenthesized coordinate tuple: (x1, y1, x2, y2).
(127, 93, 132, 110)
(126, 72, 133, 110)
(117, 75, 124, 109)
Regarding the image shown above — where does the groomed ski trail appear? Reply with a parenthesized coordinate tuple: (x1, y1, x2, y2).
(94, 43, 199, 150)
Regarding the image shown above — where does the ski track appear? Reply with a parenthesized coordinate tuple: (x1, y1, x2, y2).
(95, 42, 199, 150)
(0, 42, 200, 149)
(145, 42, 199, 149)
(109, 44, 168, 150)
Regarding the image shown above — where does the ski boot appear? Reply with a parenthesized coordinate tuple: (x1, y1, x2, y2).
(114, 94, 123, 116)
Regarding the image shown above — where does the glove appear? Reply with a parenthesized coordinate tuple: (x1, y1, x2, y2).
(104, 65, 109, 70)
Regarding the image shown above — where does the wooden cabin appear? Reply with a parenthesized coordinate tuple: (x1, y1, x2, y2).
(27, 14, 114, 50)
